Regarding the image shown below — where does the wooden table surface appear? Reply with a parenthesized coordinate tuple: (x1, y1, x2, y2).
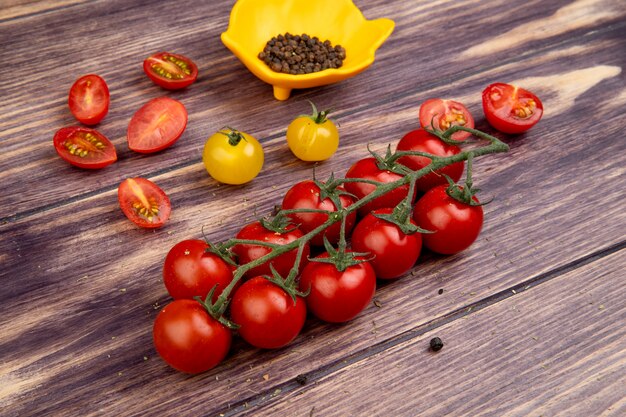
(1, 0, 625, 416)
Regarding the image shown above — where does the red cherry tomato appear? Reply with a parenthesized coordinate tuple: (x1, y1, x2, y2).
(344, 157, 412, 216)
(68, 74, 109, 125)
(482, 83, 543, 134)
(127, 97, 187, 153)
(153, 299, 231, 374)
(419, 98, 474, 141)
(53, 126, 117, 169)
(117, 177, 171, 228)
(298, 253, 376, 323)
(350, 208, 422, 279)
(281, 180, 356, 246)
(163, 239, 235, 301)
(413, 185, 483, 254)
(143, 52, 198, 90)
(396, 128, 464, 192)
(230, 277, 306, 349)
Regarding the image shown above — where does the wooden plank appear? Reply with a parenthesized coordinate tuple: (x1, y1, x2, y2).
(0, 0, 92, 22)
(245, 250, 626, 416)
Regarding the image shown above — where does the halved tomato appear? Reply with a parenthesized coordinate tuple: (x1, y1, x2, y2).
(68, 74, 109, 125)
(419, 98, 474, 141)
(53, 126, 117, 169)
(143, 52, 198, 90)
(482, 83, 543, 134)
(118, 178, 171, 228)
(127, 97, 187, 153)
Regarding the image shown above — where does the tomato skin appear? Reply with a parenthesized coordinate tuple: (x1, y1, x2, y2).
(230, 277, 306, 349)
(396, 128, 464, 192)
(281, 180, 356, 246)
(153, 299, 231, 374)
(344, 157, 411, 216)
(286, 116, 338, 161)
(412, 185, 483, 254)
(350, 208, 422, 279)
(202, 129, 264, 185)
(298, 253, 376, 323)
(117, 177, 171, 228)
(482, 83, 543, 134)
(53, 126, 117, 169)
(419, 98, 474, 141)
(163, 239, 236, 301)
(143, 52, 198, 90)
(68, 74, 109, 125)
(127, 97, 187, 153)
(232, 221, 310, 279)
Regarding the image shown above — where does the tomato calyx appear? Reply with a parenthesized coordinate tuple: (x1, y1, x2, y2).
(368, 144, 413, 176)
(311, 173, 357, 213)
(194, 289, 240, 330)
(262, 264, 310, 305)
(443, 155, 491, 207)
(258, 212, 299, 235)
(218, 127, 248, 146)
(298, 100, 333, 124)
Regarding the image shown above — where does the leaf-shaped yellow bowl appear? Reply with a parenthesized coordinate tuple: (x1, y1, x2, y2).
(221, 0, 395, 100)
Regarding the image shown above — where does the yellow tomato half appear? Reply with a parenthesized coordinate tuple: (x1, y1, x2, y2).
(286, 102, 339, 162)
(202, 128, 264, 185)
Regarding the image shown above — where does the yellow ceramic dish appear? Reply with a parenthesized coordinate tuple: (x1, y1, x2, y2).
(221, 0, 395, 100)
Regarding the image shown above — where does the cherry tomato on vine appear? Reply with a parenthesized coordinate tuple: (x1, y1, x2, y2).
(482, 83, 543, 134)
(286, 102, 338, 161)
(163, 239, 235, 301)
(350, 208, 422, 279)
(68, 74, 109, 125)
(281, 180, 356, 246)
(143, 52, 198, 90)
(230, 277, 306, 349)
(153, 299, 231, 374)
(396, 128, 464, 192)
(202, 128, 264, 185)
(419, 98, 474, 141)
(413, 184, 483, 254)
(53, 127, 117, 169)
(127, 97, 187, 153)
(118, 177, 171, 228)
(298, 253, 376, 323)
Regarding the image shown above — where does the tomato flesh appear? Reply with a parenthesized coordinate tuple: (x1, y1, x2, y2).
(68, 74, 109, 125)
(118, 177, 171, 228)
(53, 126, 117, 169)
(419, 98, 474, 141)
(127, 97, 187, 153)
(482, 83, 543, 134)
(143, 52, 198, 90)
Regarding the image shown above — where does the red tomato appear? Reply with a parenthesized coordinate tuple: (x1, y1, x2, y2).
(53, 127, 117, 169)
(281, 180, 356, 246)
(68, 74, 109, 125)
(143, 52, 198, 90)
(419, 98, 474, 141)
(127, 97, 187, 153)
(413, 185, 483, 254)
(344, 157, 411, 216)
(482, 83, 543, 134)
(350, 208, 422, 279)
(163, 239, 235, 301)
(232, 221, 310, 278)
(118, 177, 171, 228)
(230, 277, 306, 349)
(396, 128, 464, 192)
(153, 299, 231, 373)
(298, 253, 376, 323)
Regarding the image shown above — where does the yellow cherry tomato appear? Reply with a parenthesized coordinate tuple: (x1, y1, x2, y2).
(286, 102, 339, 162)
(202, 128, 264, 185)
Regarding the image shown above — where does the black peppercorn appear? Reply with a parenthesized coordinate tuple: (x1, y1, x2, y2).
(258, 33, 346, 74)
(430, 337, 444, 352)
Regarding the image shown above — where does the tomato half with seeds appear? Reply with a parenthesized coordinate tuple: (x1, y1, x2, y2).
(482, 83, 543, 134)
(118, 177, 171, 228)
(143, 52, 198, 90)
(419, 98, 474, 141)
(53, 126, 117, 169)
(68, 74, 109, 125)
(127, 97, 187, 153)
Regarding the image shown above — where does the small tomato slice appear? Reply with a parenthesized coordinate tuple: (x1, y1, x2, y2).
(53, 126, 117, 169)
(68, 74, 109, 125)
(482, 83, 543, 134)
(419, 98, 474, 141)
(118, 177, 171, 228)
(143, 52, 198, 90)
(127, 97, 187, 153)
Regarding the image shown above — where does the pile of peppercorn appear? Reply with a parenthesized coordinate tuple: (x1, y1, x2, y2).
(258, 33, 346, 75)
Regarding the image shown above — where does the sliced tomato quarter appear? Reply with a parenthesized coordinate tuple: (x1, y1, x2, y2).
(53, 126, 117, 169)
(127, 97, 187, 153)
(419, 98, 475, 141)
(118, 178, 171, 228)
(143, 52, 198, 90)
(68, 74, 110, 125)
